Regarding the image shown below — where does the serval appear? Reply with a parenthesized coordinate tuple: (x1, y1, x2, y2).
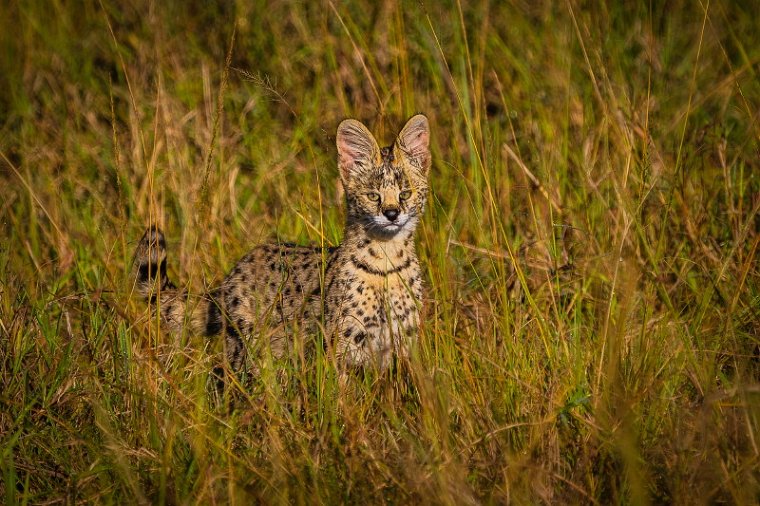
(132, 115, 430, 374)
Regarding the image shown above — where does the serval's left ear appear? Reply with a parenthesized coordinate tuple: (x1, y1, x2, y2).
(337, 119, 380, 183)
(395, 114, 430, 174)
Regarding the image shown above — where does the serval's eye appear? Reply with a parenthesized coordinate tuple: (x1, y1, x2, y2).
(367, 192, 381, 202)
(399, 190, 412, 201)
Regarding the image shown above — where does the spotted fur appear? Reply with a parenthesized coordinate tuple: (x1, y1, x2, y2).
(132, 114, 430, 371)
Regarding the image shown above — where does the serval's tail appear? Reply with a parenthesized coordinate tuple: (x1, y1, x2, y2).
(132, 226, 222, 336)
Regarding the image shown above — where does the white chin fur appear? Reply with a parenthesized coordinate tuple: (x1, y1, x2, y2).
(374, 213, 410, 228)
(370, 215, 419, 237)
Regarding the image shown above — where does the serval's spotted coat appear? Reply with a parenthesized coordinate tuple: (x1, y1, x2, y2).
(133, 115, 430, 372)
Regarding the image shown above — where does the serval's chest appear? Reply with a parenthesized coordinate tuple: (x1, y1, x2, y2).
(325, 241, 423, 367)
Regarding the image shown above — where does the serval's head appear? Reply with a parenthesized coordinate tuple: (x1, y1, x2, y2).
(337, 114, 431, 240)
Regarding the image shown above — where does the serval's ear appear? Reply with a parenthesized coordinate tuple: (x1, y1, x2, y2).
(336, 119, 380, 182)
(395, 114, 430, 174)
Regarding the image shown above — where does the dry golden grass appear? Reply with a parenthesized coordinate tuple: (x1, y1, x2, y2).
(1, 1, 759, 503)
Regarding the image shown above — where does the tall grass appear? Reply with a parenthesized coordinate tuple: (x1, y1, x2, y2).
(1, 0, 759, 503)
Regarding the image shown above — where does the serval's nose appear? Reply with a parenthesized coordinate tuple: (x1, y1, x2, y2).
(383, 208, 399, 222)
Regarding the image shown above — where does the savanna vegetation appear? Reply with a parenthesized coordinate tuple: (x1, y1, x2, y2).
(1, 0, 759, 503)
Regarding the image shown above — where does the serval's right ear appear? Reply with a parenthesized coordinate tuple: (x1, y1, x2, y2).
(395, 114, 430, 175)
(336, 119, 380, 183)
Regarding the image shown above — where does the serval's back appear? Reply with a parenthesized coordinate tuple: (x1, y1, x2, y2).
(133, 114, 431, 372)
